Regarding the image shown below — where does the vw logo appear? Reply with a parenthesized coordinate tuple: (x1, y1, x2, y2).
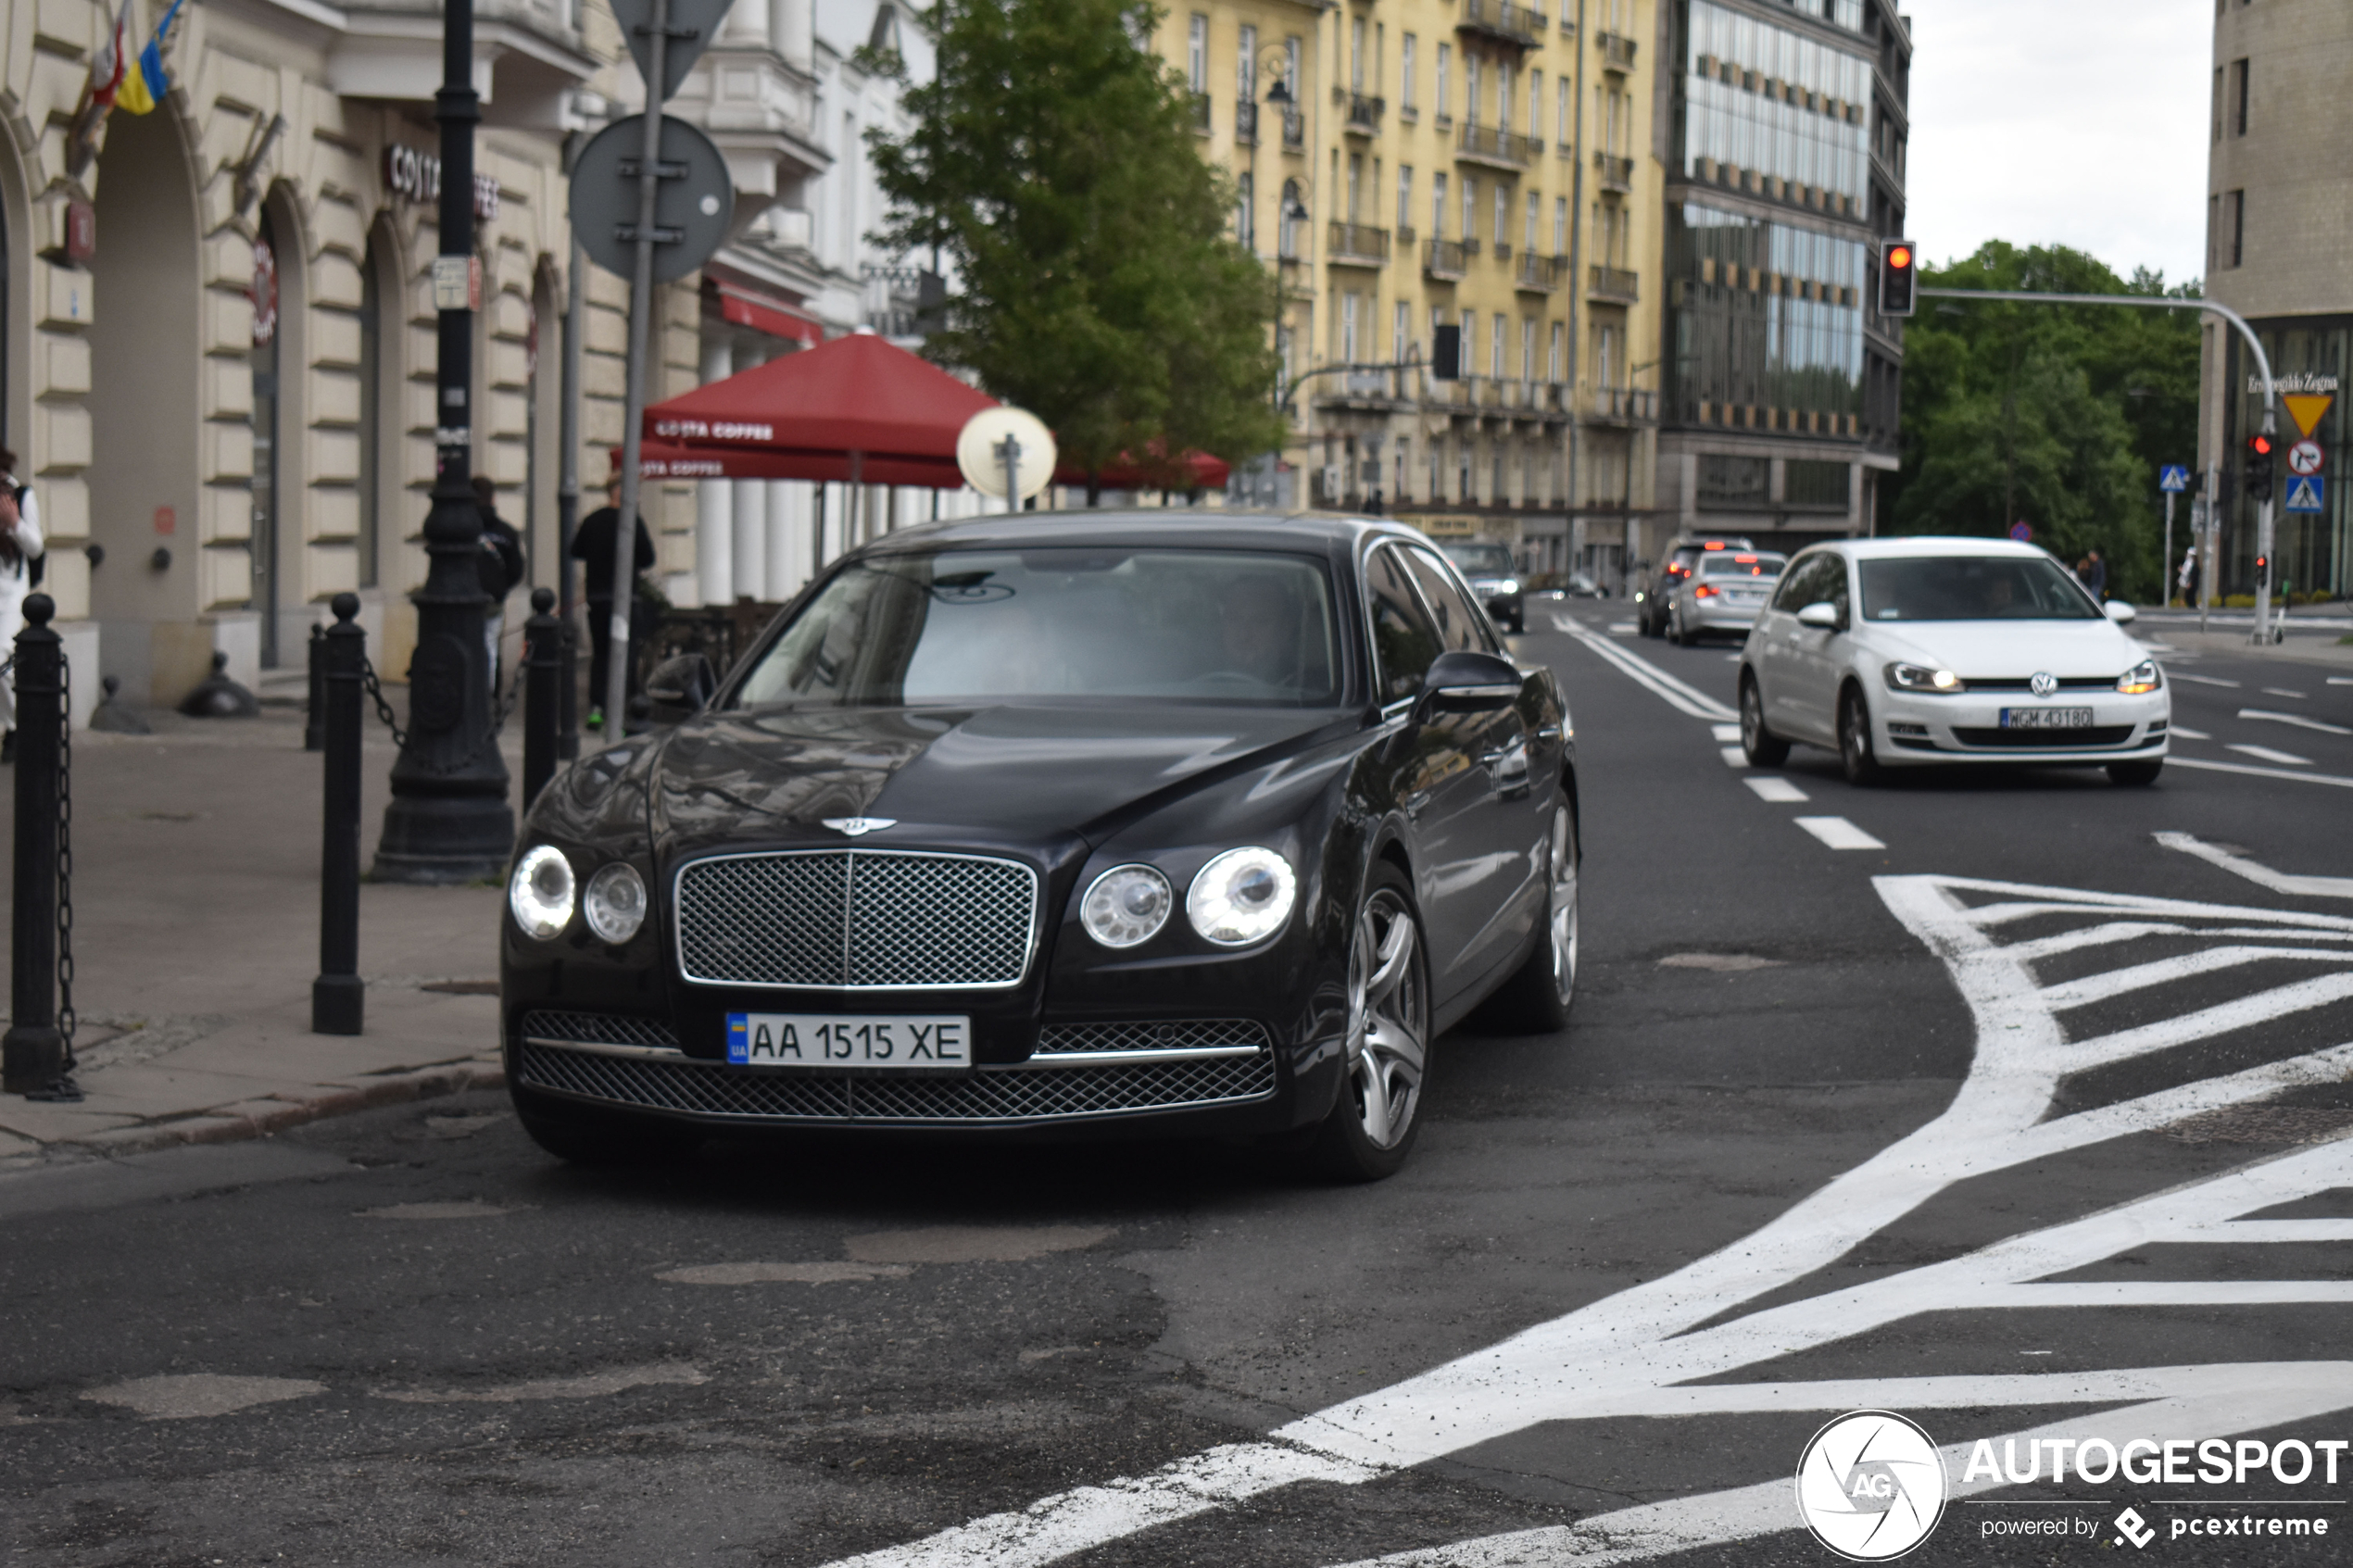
(821, 817, 897, 837)
(1793, 1411, 1947, 1561)
(2028, 671, 2058, 697)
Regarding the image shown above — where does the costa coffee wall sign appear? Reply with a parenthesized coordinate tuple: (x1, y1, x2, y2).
(384, 145, 501, 222)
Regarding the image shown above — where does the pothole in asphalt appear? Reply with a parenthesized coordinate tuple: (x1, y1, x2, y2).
(844, 1224, 1116, 1264)
(82, 1374, 326, 1420)
(359, 1199, 525, 1220)
(658, 1261, 913, 1286)
(375, 1362, 707, 1404)
(1656, 952, 1783, 972)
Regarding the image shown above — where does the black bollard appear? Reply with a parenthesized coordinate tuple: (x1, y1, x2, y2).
(3, 595, 64, 1093)
(522, 587, 561, 809)
(312, 593, 365, 1035)
(304, 621, 326, 752)
(557, 616, 580, 761)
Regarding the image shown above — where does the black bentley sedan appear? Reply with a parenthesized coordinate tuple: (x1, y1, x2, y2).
(502, 513, 1579, 1180)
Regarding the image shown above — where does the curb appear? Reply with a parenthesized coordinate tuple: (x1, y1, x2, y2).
(54, 1060, 509, 1160)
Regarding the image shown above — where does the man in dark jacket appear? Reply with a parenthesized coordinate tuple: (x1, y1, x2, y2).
(472, 475, 525, 692)
(572, 475, 655, 731)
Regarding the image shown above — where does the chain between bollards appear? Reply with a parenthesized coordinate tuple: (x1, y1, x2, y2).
(3, 593, 70, 1095)
(313, 593, 366, 1035)
(522, 587, 562, 810)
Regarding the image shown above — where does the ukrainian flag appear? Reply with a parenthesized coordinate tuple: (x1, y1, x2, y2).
(115, 0, 185, 116)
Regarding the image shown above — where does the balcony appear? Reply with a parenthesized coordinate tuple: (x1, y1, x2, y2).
(1281, 107, 1305, 153)
(1395, 224, 1417, 246)
(1235, 99, 1258, 146)
(1456, 121, 1539, 170)
(1189, 91, 1211, 134)
(1515, 252, 1563, 293)
(1598, 31, 1637, 72)
(1586, 385, 1657, 423)
(1594, 152, 1633, 193)
(1342, 93, 1386, 135)
(1423, 237, 1471, 281)
(1587, 264, 1640, 304)
(1328, 220, 1392, 267)
(1314, 364, 1416, 411)
(1457, 0, 1544, 49)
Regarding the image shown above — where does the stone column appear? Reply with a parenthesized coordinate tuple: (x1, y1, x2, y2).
(733, 475, 767, 601)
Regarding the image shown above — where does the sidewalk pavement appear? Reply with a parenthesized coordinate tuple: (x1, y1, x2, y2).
(0, 682, 524, 1168)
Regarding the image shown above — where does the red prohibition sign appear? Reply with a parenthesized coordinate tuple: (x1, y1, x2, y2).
(2288, 439, 2325, 477)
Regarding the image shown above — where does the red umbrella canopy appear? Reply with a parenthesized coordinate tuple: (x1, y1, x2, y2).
(637, 332, 1000, 489)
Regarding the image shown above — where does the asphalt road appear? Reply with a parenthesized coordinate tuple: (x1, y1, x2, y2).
(6, 606, 2353, 1567)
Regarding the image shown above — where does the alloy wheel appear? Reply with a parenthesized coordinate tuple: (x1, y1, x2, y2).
(1346, 888, 1428, 1150)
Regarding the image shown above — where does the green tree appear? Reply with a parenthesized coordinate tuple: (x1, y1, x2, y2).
(867, 0, 1285, 493)
(1886, 243, 2201, 599)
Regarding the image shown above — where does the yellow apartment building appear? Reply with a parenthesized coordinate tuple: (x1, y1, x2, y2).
(1159, 0, 1662, 578)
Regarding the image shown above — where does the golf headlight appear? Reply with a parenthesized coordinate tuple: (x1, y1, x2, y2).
(2116, 659, 2161, 695)
(1884, 661, 1963, 694)
(1080, 864, 1174, 948)
(509, 846, 575, 939)
(1186, 847, 1297, 947)
(583, 861, 648, 944)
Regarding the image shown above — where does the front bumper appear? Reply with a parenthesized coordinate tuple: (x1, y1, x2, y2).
(1872, 688, 2171, 766)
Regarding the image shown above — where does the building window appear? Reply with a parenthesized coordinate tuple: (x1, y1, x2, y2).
(1498, 63, 1513, 131)
(1402, 34, 1417, 108)
(1352, 16, 1365, 92)
(1286, 36, 1301, 101)
(1520, 317, 1535, 382)
(1465, 56, 1480, 124)
(1525, 191, 1540, 253)
(1596, 322, 1617, 389)
(1238, 24, 1256, 98)
(2230, 57, 2249, 136)
(1462, 176, 1476, 242)
(1697, 454, 1769, 508)
(1432, 170, 1448, 236)
(1493, 183, 1508, 245)
(1529, 70, 1542, 138)
(1342, 293, 1359, 361)
(1394, 300, 1409, 363)
(1397, 165, 1413, 230)
(1237, 170, 1253, 250)
(1348, 153, 1364, 222)
(2210, 66, 2223, 143)
(2227, 188, 2246, 268)
(1491, 313, 1505, 378)
(1554, 195, 1567, 254)
(1280, 177, 1304, 257)
(1784, 459, 1849, 508)
(1557, 75, 1570, 144)
(1188, 14, 1207, 93)
(1548, 320, 1563, 382)
(1437, 43, 1452, 118)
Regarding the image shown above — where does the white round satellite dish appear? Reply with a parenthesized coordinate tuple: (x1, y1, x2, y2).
(957, 407, 1057, 500)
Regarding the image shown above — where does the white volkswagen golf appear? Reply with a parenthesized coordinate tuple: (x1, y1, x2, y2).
(1737, 537, 2170, 786)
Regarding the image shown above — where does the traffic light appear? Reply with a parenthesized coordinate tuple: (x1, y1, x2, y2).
(1878, 239, 1917, 317)
(2246, 432, 2275, 503)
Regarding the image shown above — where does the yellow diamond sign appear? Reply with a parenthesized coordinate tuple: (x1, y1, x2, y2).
(2283, 393, 2334, 439)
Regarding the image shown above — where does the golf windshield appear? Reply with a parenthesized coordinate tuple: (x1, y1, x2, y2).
(735, 548, 1343, 708)
(1441, 544, 1515, 578)
(1857, 556, 2103, 621)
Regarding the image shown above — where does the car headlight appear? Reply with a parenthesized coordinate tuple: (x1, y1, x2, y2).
(1883, 661, 1963, 694)
(1497, 578, 1521, 596)
(1187, 847, 1297, 947)
(2117, 659, 2161, 695)
(509, 845, 575, 939)
(1080, 864, 1173, 949)
(583, 861, 648, 944)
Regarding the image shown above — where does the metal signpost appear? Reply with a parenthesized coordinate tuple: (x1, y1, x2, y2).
(2158, 464, 2189, 608)
(576, 0, 736, 746)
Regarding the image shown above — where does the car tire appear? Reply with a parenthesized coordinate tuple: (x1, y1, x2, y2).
(1473, 804, 1579, 1035)
(1509, 614, 1527, 634)
(513, 1088, 703, 1166)
(1669, 607, 1690, 646)
(1312, 860, 1432, 1183)
(2107, 759, 2163, 786)
(1741, 674, 1791, 767)
(1837, 685, 1883, 787)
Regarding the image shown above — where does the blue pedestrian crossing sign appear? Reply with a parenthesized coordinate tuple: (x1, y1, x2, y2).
(2285, 474, 2325, 513)
(2158, 464, 2192, 493)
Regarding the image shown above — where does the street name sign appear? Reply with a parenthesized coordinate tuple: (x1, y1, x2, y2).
(570, 115, 734, 282)
(2158, 464, 2191, 492)
(2284, 475, 2325, 514)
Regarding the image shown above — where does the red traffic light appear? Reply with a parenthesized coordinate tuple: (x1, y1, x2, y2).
(2251, 433, 2274, 457)
(1887, 245, 1913, 272)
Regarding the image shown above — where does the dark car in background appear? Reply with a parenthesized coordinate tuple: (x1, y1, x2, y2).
(1436, 541, 1527, 633)
(502, 513, 1581, 1182)
(1636, 534, 1754, 638)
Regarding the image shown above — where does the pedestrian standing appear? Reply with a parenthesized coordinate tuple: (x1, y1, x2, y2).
(571, 474, 654, 733)
(2178, 546, 2199, 607)
(472, 474, 524, 694)
(2085, 548, 2108, 600)
(0, 451, 46, 763)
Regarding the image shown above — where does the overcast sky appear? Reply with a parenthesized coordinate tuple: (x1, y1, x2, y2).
(1903, 0, 2210, 288)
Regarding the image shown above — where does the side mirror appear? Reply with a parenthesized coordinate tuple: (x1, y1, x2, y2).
(1417, 649, 1522, 716)
(2104, 599, 2137, 624)
(644, 653, 717, 722)
(1796, 601, 1842, 631)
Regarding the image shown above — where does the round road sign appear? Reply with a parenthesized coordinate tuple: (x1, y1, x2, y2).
(2288, 439, 2325, 477)
(2007, 521, 2032, 542)
(569, 115, 734, 284)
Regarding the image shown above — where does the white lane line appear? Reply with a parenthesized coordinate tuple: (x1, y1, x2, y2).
(2172, 672, 2242, 687)
(2262, 686, 2309, 699)
(2331, 677, 2353, 686)
(2228, 743, 2314, 766)
(1744, 776, 1808, 803)
(2170, 755, 2353, 789)
(2169, 725, 2212, 740)
(2152, 831, 2353, 898)
(1554, 618, 1738, 721)
(1711, 723, 1742, 742)
(2240, 707, 2353, 734)
(1718, 746, 1748, 768)
(1793, 816, 1883, 850)
(1608, 622, 1638, 634)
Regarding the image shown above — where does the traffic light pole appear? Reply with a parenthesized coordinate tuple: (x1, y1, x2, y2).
(1918, 289, 2279, 645)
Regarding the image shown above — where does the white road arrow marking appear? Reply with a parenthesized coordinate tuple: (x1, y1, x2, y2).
(2228, 743, 2314, 766)
(2154, 830, 2353, 898)
(2239, 707, 2353, 735)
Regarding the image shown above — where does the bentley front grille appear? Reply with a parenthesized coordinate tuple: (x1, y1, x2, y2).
(674, 850, 1038, 990)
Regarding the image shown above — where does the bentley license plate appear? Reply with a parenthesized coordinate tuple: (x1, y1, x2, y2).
(2000, 707, 2093, 729)
(726, 1012, 971, 1070)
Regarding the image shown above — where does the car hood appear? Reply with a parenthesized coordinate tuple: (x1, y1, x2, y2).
(646, 704, 1353, 855)
(1856, 618, 2145, 677)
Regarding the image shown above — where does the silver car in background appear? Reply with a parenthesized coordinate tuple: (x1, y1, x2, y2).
(1668, 550, 1785, 645)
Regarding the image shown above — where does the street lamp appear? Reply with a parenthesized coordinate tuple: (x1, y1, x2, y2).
(371, 0, 514, 883)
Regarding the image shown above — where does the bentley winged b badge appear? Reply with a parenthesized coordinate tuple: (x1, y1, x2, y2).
(822, 817, 897, 837)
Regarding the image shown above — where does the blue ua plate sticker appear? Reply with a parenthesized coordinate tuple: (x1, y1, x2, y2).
(726, 1011, 971, 1070)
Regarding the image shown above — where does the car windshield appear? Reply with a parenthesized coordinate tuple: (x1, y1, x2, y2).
(1857, 556, 2103, 621)
(1700, 552, 1785, 579)
(1441, 545, 1514, 577)
(734, 547, 1343, 708)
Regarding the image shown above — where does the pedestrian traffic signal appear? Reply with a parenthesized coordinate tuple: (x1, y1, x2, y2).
(2246, 433, 2275, 503)
(1878, 240, 1917, 317)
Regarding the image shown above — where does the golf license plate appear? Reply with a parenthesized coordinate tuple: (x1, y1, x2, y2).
(726, 1012, 971, 1071)
(1999, 707, 2094, 730)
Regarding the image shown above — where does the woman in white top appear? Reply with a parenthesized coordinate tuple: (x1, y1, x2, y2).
(0, 448, 47, 759)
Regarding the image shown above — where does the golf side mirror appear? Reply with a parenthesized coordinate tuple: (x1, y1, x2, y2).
(644, 653, 717, 722)
(1796, 601, 1841, 631)
(2104, 600, 2137, 624)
